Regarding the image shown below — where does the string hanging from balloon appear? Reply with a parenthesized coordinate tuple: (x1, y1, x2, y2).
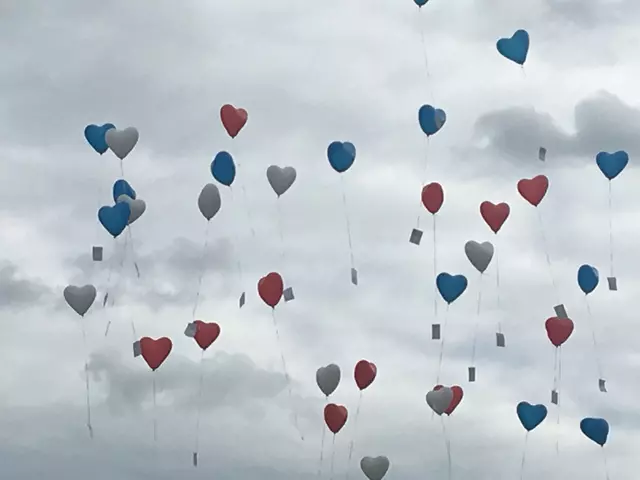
(580, 417, 611, 480)
(316, 364, 341, 477)
(324, 404, 348, 480)
(426, 386, 462, 480)
(516, 401, 548, 480)
(414, 0, 435, 102)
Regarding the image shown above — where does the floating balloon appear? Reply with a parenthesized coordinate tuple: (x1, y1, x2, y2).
(418, 105, 446, 136)
(63, 285, 97, 317)
(517, 402, 548, 431)
(545, 317, 574, 347)
(517, 175, 549, 207)
(211, 151, 236, 186)
(436, 272, 467, 304)
(577, 264, 599, 295)
(596, 151, 628, 180)
(327, 141, 356, 173)
(580, 417, 609, 446)
(464, 241, 494, 274)
(113, 179, 136, 202)
(414, 0, 428, 6)
(426, 386, 453, 416)
(266, 165, 297, 197)
(140, 337, 173, 371)
(84, 123, 115, 154)
(434, 384, 463, 415)
(197, 183, 222, 221)
(360, 456, 390, 480)
(220, 104, 248, 138)
(193, 321, 221, 350)
(105, 127, 139, 160)
(116, 194, 146, 224)
(258, 272, 284, 308)
(497, 29, 530, 65)
(316, 364, 341, 397)
(480, 201, 510, 233)
(354, 360, 377, 390)
(98, 202, 131, 238)
(421, 182, 444, 214)
(324, 403, 348, 434)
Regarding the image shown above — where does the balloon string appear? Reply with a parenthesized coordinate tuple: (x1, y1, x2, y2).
(228, 187, 246, 300)
(240, 184, 256, 238)
(416, 137, 431, 229)
(602, 447, 611, 480)
(432, 214, 438, 318)
(152, 374, 158, 445)
(80, 319, 94, 439)
(276, 200, 286, 267)
(119, 159, 125, 178)
(345, 392, 363, 480)
(552, 347, 558, 391)
(440, 417, 452, 480)
(520, 432, 529, 480)
(608, 181, 614, 277)
(192, 222, 211, 320)
(340, 175, 356, 273)
(435, 304, 450, 385)
(584, 296, 605, 384)
(418, 8, 435, 102)
(470, 273, 483, 366)
(537, 209, 559, 303)
(271, 309, 304, 441)
(330, 434, 336, 480)
(103, 236, 129, 336)
(125, 225, 141, 279)
(193, 350, 205, 467)
(495, 236, 503, 333)
(555, 347, 562, 455)
(317, 398, 328, 477)
(102, 236, 121, 309)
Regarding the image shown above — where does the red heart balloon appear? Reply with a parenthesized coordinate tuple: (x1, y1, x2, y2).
(434, 384, 464, 415)
(545, 317, 574, 347)
(421, 182, 444, 214)
(324, 403, 348, 434)
(354, 360, 377, 390)
(480, 201, 510, 234)
(517, 175, 549, 207)
(193, 320, 221, 350)
(258, 272, 284, 308)
(140, 337, 173, 371)
(220, 104, 248, 138)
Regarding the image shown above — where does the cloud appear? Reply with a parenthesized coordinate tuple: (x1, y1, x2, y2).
(0, 262, 52, 308)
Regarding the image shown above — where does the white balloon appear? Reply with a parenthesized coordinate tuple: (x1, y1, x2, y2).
(316, 364, 341, 397)
(266, 165, 297, 197)
(464, 240, 494, 273)
(426, 387, 453, 416)
(198, 183, 222, 221)
(360, 456, 390, 480)
(117, 194, 146, 224)
(63, 285, 97, 317)
(106, 127, 139, 160)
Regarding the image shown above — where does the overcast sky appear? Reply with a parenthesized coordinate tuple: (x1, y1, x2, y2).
(1, 0, 640, 479)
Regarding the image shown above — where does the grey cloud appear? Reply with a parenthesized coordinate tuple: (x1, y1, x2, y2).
(0, 262, 51, 308)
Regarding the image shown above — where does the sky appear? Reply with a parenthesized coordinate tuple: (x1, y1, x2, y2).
(1, 0, 640, 478)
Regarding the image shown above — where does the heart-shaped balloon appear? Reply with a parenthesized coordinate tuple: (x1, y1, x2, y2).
(517, 175, 549, 207)
(464, 241, 494, 274)
(580, 417, 609, 446)
(63, 284, 97, 317)
(220, 104, 248, 138)
(577, 264, 599, 295)
(211, 151, 236, 187)
(84, 123, 115, 154)
(327, 141, 356, 173)
(418, 105, 446, 136)
(324, 403, 348, 434)
(517, 401, 548, 431)
(354, 360, 377, 390)
(360, 456, 390, 480)
(434, 384, 463, 415)
(193, 320, 221, 350)
(267, 165, 297, 197)
(98, 202, 131, 238)
(497, 29, 530, 65)
(414, 0, 428, 6)
(258, 272, 284, 308)
(596, 151, 628, 180)
(316, 364, 341, 397)
(112, 179, 136, 202)
(105, 127, 139, 160)
(421, 182, 444, 214)
(480, 201, 510, 234)
(545, 317, 574, 347)
(436, 272, 468, 304)
(426, 386, 453, 416)
(198, 183, 222, 221)
(140, 337, 173, 371)
(116, 195, 146, 224)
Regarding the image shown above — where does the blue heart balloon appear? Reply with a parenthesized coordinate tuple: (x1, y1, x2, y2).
(98, 203, 131, 238)
(596, 151, 628, 180)
(577, 264, 599, 295)
(418, 105, 446, 136)
(436, 273, 467, 304)
(327, 141, 356, 173)
(414, 0, 428, 6)
(112, 179, 137, 202)
(516, 402, 547, 432)
(496, 30, 530, 65)
(84, 123, 115, 155)
(580, 417, 609, 446)
(211, 151, 236, 186)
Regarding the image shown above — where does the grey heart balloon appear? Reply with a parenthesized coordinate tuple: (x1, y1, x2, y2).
(106, 127, 139, 160)
(198, 183, 222, 221)
(63, 285, 97, 317)
(426, 387, 453, 416)
(464, 240, 494, 273)
(117, 195, 146, 224)
(316, 363, 341, 397)
(266, 165, 297, 197)
(360, 456, 390, 480)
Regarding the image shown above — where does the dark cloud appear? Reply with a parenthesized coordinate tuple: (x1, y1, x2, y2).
(0, 262, 51, 308)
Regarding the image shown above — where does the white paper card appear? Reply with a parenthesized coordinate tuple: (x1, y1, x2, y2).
(92, 246, 103, 261)
(432, 324, 441, 340)
(468, 366, 476, 382)
(410, 228, 423, 245)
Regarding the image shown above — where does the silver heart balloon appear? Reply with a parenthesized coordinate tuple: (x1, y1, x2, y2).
(63, 284, 97, 317)
(426, 387, 453, 416)
(464, 240, 494, 273)
(316, 363, 341, 397)
(106, 127, 139, 160)
(360, 456, 390, 480)
(117, 194, 146, 224)
(266, 165, 297, 197)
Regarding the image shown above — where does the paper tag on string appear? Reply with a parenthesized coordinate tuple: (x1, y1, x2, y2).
(239, 292, 246, 308)
(133, 340, 141, 358)
(134, 262, 140, 278)
(409, 228, 423, 245)
(551, 390, 558, 405)
(468, 366, 476, 382)
(599, 379, 607, 392)
(496, 332, 505, 347)
(607, 277, 617, 291)
(102, 292, 109, 307)
(431, 324, 441, 340)
(553, 304, 568, 318)
(184, 322, 197, 338)
(92, 246, 103, 261)
(283, 287, 295, 302)
(193, 452, 198, 467)
(538, 147, 547, 161)
(351, 268, 358, 286)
